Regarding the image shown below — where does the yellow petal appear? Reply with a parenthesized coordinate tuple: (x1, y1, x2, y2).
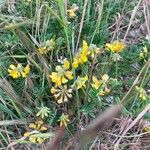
(81, 54, 88, 62)
(64, 96, 68, 102)
(36, 111, 41, 117)
(29, 123, 36, 129)
(67, 9, 76, 17)
(37, 120, 44, 125)
(39, 126, 47, 131)
(37, 137, 44, 144)
(99, 90, 105, 96)
(63, 59, 70, 69)
(9, 64, 16, 70)
(72, 59, 79, 68)
(65, 71, 73, 80)
(24, 131, 30, 137)
(82, 40, 88, 54)
(24, 64, 30, 74)
(21, 71, 27, 78)
(57, 96, 63, 104)
(106, 41, 125, 53)
(38, 47, 47, 54)
(61, 76, 68, 84)
(92, 76, 98, 83)
(84, 75, 88, 81)
(51, 87, 57, 94)
(29, 136, 37, 143)
(9, 70, 20, 78)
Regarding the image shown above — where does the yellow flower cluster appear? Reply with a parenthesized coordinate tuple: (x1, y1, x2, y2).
(38, 39, 55, 55)
(24, 120, 48, 144)
(58, 113, 70, 127)
(50, 59, 73, 86)
(91, 74, 110, 96)
(72, 40, 89, 68)
(8, 64, 30, 79)
(72, 75, 88, 89)
(106, 41, 125, 53)
(67, 4, 79, 18)
(51, 85, 72, 104)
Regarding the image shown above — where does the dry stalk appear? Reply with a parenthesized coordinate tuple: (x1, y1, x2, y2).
(114, 103, 150, 150)
(124, 0, 142, 41)
(75, 0, 88, 52)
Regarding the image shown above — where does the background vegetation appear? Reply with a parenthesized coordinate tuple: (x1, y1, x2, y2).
(0, 0, 150, 149)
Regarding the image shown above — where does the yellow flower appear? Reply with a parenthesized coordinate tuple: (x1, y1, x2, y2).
(51, 85, 72, 104)
(24, 131, 30, 137)
(82, 41, 88, 54)
(29, 123, 37, 129)
(67, 9, 76, 17)
(106, 41, 125, 53)
(29, 136, 37, 143)
(65, 71, 73, 80)
(8, 64, 30, 79)
(36, 137, 44, 144)
(81, 40, 89, 63)
(50, 72, 62, 86)
(28, 120, 48, 131)
(24, 120, 47, 144)
(91, 76, 101, 90)
(38, 47, 47, 54)
(72, 57, 80, 68)
(59, 113, 70, 127)
(39, 126, 47, 131)
(67, 4, 79, 18)
(29, 135, 46, 144)
(73, 75, 88, 89)
(63, 59, 70, 69)
(72, 40, 89, 68)
(8, 64, 21, 78)
(91, 74, 110, 96)
(21, 64, 30, 78)
(50, 61, 73, 86)
(38, 39, 55, 55)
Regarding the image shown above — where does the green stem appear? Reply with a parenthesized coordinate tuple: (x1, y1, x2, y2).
(115, 61, 118, 79)
(91, 0, 104, 43)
